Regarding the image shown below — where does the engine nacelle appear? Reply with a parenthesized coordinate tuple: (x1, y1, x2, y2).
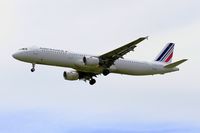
(83, 56, 99, 66)
(63, 71, 79, 80)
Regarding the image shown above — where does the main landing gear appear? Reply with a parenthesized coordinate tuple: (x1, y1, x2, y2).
(31, 64, 35, 72)
(102, 69, 110, 76)
(89, 78, 96, 85)
(88, 69, 109, 85)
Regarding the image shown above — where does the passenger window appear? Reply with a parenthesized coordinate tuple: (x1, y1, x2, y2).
(20, 48, 28, 50)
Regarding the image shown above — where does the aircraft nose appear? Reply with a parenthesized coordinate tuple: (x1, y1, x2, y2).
(12, 53, 17, 59)
(12, 52, 20, 60)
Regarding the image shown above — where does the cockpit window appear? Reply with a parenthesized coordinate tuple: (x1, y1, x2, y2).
(19, 48, 28, 50)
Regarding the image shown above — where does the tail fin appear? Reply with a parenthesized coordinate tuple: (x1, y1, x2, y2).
(155, 43, 175, 63)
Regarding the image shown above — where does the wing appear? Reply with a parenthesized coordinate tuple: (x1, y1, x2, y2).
(99, 36, 148, 67)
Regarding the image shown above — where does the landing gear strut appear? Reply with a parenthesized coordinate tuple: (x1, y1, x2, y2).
(103, 69, 110, 76)
(89, 78, 96, 85)
(31, 64, 35, 72)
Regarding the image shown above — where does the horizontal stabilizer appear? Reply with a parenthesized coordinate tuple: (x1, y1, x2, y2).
(164, 59, 188, 68)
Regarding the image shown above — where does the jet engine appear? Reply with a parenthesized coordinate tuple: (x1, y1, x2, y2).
(83, 56, 99, 66)
(63, 71, 79, 80)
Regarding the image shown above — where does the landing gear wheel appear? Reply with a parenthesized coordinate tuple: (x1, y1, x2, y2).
(103, 69, 110, 76)
(31, 68, 35, 72)
(89, 79, 96, 85)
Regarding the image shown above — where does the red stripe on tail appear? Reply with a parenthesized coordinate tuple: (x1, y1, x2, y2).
(165, 52, 173, 62)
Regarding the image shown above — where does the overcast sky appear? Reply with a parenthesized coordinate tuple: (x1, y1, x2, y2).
(0, 0, 200, 133)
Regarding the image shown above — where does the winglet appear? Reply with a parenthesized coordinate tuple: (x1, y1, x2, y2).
(145, 36, 149, 40)
(164, 59, 188, 68)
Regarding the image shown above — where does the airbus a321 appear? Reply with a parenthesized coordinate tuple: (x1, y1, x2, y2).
(12, 37, 187, 85)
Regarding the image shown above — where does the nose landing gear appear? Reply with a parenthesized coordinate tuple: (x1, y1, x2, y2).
(31, 64, 35, 72)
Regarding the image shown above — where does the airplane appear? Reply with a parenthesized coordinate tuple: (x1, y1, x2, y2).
(12, 37, 187, 85)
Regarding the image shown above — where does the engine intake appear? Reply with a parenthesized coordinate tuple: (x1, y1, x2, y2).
(83, 56, 99, 66)
(63, 71, 79, 80)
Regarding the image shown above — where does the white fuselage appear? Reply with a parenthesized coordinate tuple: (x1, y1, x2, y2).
(12, 47, 178, 76)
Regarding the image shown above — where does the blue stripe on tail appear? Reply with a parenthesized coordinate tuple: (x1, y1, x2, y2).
(156, 43, 174, 61)
(160, 45, 174, 62)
